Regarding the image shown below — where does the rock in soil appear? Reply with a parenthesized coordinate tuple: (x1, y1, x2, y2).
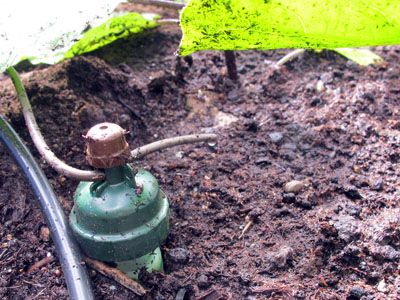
(370, 245, 400, 261)
(348, 286, 367, 299)
(343, 185, 362, 200)
(39, 226, 50, 241)
(283, 180, 304, 193)
(282, 193, 296, 203)
(196, 274, 210, 289)
(269, 132, 284, 144)
(370, 178, 384, 191)
(170, 248, 189, 262)
(332, 215, 360, 243)
(265, 245, 293, 270)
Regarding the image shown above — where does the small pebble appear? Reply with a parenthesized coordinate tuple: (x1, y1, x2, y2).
(343, 186, 362, 200)
(377, 279, 387, 292)
(316, 80, 324, 92)
(352, 165, 362, 174)
(40, 226, 51, 242)
(266, 245, 293, 269)
(269, 132, 283, 144)
(284, 180, 304, 193)
(282, 193, 296, 203)
(371, 178, 384, 191)
(168, 248, 189, 264)
(332, 215, 360, 243)
(197, 274, 210, 289)
(349, 286, 367, 299)
(175, 151, 184, 159)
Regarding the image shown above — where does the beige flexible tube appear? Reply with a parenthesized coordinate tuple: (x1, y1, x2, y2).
(7, 67, 217, 181)
(130, 133, 217, 159)
(7, 66, 105, 181)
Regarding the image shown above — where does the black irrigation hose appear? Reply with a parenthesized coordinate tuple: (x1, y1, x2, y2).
(0, 115, 94, 300)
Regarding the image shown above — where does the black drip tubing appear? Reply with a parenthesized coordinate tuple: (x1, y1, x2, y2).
(0, 115, 94, 300)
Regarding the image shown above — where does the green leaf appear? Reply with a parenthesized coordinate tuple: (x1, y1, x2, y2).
(334, 48, 383, 66)
(179, 0, 400, 56)
(0, 0, 120, 73)
(64, 13, 158, 59)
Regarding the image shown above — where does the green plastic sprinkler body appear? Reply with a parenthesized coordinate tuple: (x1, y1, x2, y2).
(69, 123, 169, 279)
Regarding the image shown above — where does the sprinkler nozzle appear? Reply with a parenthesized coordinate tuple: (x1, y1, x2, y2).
(84, 122, 130, 169)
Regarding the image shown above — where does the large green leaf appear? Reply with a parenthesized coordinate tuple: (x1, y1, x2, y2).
(0, 0, 122, 72)
(0, 1, 156, 72)
(179, 0, 400, 55)
(64, 13, 158, 59)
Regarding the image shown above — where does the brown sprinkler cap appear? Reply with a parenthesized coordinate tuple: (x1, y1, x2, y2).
(84, 122, 130, 169)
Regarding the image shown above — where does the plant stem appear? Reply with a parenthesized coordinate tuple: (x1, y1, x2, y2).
(130, 133, 217, 159)
(131, 0, 185, 9)
(224, 50, 239, 82)
(6, 66, 105, 181)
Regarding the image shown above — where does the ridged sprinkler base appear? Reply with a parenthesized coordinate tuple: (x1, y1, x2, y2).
(116, 247, 163, 279)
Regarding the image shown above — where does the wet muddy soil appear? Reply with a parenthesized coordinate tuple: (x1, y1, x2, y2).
(0, 14, 399, 300)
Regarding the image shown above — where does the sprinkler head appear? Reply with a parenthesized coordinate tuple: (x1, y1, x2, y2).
(84, 122, 130, 169)
(70, 122, 170, 279)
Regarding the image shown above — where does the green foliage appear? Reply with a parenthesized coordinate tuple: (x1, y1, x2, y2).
(0, 1, 157, 73)
(179, 0, 400, 55)
(64, 13, 158, 59)
(0, 0, 122, 72)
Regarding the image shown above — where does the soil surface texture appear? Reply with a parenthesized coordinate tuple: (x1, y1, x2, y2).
(0, 8, 399, 300)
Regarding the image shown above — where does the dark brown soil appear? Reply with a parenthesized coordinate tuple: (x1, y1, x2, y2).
(1, 14, 399, 300)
